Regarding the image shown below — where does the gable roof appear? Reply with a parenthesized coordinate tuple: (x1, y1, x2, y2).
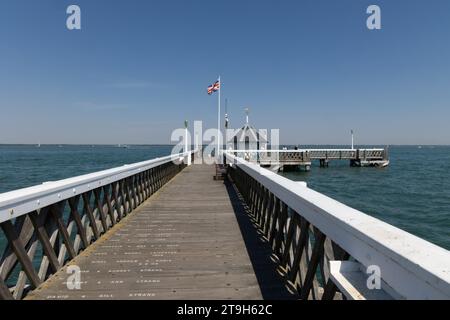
(227, 123, 269, 143)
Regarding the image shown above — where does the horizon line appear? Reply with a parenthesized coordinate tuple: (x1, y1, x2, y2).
(1, 143, 449, 147)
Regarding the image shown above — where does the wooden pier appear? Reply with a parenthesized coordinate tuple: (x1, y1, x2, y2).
(0, 151, 449, 300)
(230, 148, 389, 171)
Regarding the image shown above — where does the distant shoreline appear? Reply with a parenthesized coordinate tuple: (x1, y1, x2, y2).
(1, 144, 449, 147)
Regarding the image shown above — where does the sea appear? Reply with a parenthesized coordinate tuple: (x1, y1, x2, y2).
(0, 144, 449, 250)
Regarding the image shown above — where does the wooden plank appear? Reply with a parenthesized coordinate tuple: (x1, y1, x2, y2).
(321, 240, 350, 300)
(0, 215, 34, 280)
(273, 202, 288, 259)
(13, 234, 39, 299)
(93, 189, 108, 233)
(259, 188, 269, 227)
(29, 210, 60, 274)
(281, 212, 299, 268)
(256, 186, 265, 224)
(148, 168, 155, 196)
(38, 215, 60, 279)
(123, 178, 133, 214)
(268, 197, 280, 246)
(143, 171, 149, 199)
(299, 228, 326, 300)
(263, 193, 274, 237)
(103, 186, 116, 227)
(49, 203, 76, 260)
(0, 221, 41, 288)
(138, 172, 144, 203)
(287, 216, 310, 284)
(68, 197, 89, 250)
(111, 181, 122, 221)
(130, 176, 138, 209)
(0, 277, 13, 300)
(249, 178, 257, 215)
(329, 261, 392, 300)
(82, 192, 100, 240)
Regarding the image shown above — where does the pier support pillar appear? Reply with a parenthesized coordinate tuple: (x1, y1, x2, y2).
(319, 159, 329, 168)
(350, 159, 361, 167)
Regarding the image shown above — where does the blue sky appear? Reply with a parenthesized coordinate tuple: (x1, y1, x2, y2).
(0, 0, 449, 145)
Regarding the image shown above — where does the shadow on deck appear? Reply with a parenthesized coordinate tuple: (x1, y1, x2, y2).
(223, 178, 297, 300)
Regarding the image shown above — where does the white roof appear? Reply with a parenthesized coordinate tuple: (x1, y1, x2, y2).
(228, 123, 269, 143)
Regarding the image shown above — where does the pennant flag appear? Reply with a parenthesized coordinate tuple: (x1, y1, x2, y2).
(207, 80, 220, 95)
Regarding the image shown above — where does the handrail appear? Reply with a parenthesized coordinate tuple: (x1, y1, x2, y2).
(224, 149, 386, 162)
(225, 149, 385, 152)
(0, 151, 192, 224)
(224, 151, 450, 299)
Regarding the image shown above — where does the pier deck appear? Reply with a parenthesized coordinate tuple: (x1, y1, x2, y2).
(25, 163, 291, 300)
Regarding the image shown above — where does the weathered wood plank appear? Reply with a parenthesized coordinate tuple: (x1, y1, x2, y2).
(0, 221, 41, 288)
(13, 234, 39, 299)
(287, 216, 310, 284)
(299, 228, 326, 300)
(68, 197, 89, 250)
(49, 203, 77, 260)
(273, 202, 288, 259)
(281, 213, 299, 268)
(94, 189, 108, 233)
(82, 192, 100, 240)
(0, 277, 13, 300)
(29, 210, 60, 274)
(0, 215, 34, 280)
(103, 186, 116, 227)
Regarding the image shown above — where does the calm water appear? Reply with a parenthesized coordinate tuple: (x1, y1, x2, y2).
(0, 144, 449, 250)
(0, 144, 174, 193)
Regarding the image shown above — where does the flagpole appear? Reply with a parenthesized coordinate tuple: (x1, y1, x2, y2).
(217, 76, 221, 162)
(351, 129, 354, 150)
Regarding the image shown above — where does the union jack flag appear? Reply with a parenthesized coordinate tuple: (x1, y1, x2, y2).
(207, 80, 220, 95)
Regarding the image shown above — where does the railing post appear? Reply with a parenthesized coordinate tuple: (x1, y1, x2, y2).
(281, 211, 299, 269)
(273, 202, 288, 260)
(268, 197, 281, 246)
(299, 228, 326, 300)
(287, 216, 310, 287)
(263, 193, 275, 237)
